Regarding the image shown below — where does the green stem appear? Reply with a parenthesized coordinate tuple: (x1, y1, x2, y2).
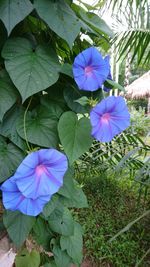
(23, 97, 32, 152)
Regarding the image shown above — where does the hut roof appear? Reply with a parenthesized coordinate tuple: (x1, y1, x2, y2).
(125, 71, 150, 99)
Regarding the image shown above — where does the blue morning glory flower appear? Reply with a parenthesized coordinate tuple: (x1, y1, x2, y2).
(73, 47, 110, 91)
(1, 178, 51, 216)
(1, 149, 68, 216)
(103, 55, 113, 92)
(13, 149, 68, 199)
(90, 96, 130, 142)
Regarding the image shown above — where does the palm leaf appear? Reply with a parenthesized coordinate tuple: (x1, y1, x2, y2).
(109, 0, 150, 64)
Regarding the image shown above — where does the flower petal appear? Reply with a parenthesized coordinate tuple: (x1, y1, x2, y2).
(73, 47, 110, 91)
(92, 120, 113, 142)
(14, 149, 68, 199)
(90, 96, 130, 142)
(1, 178, 51, 216)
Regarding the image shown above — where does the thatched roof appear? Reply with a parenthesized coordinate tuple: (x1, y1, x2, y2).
(125, 71, 150, 99)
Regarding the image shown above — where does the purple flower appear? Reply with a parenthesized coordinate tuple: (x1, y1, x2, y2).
(1, 178, 51, 216)
(73, 47, 110, 91)
(103, 55, 112, 92)
(90, 96, 130, 142)
(1, 149, 68, 216)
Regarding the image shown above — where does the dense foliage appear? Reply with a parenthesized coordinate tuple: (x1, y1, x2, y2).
(0, 1, 149, 267)
(0, 1, 117, 266)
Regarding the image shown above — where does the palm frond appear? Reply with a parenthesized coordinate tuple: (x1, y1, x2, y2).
(109, 0, 150, 64)
(82, 130, 150, 175)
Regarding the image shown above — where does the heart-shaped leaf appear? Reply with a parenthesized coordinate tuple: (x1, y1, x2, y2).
(53, 245, 72, 267)
(34, 0, 81, 48)
(15, 249, 40, 267)
(17, 106, 59, 148)
(48, 207, 74, 236)
(0, 136, 25, 182)
(0, 105, 26, 150)
(60, 222, 83, 265)
(3, 210, 36, 247)
(0, 0, 33, 35)
(59, 169, 88, 208)
(58, 111, 92, 164)
(0, 70, 19, 121)
(2, 38, 60, 102)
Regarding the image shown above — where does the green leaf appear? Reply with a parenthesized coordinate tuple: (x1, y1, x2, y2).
(64, 85, 103, 113)
(15, 249, 40, 267)
(72, 3, 113, 38)
(33, 217, 53, 250)
(58, 111, 92, 164)
(105, 79, 125, 92)
(0, 105, 26, 150)
(44, 262, 57, 267)
(60, 63, 73, 78)
(0, 21, 7, 51)
(17, 106, 59, 148)
(42, 195, 60, 218)
(53, 245, 72, 267)
(75, 96, 89, 106)
(60, 222, 83, 265)
(0, 0, 33, 35)
(46, 83, 66, 110)
(40, 98, 63, 120)
(48, 207, 74, 236)
(0, 136, 25, 182)
(81, 11, 114, 38)
(34, 0, 81, 48)
(59, 168, 88, 208)
(63, 86, 89, 114)
(0, 77, 18, 122)
(2, 38, 60, 102)
(3, 210, 36, 247)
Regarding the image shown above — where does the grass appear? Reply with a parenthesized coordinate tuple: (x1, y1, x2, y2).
(75, 172, 150, 267)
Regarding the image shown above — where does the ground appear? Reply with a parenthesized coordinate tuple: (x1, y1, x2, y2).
(75, 172, 150, 267)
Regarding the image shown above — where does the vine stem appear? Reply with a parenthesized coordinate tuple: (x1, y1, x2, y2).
(23, 97, 33, 152)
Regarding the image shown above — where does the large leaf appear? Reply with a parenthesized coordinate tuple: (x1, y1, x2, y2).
(2, 38, 60, 102)
(34, 0, 81, 48)
(0, 136, 25, 182)
(0, 0, 33, 35)
(60, 222, 83, 265)
(81, 11, 114, 38)
(72, 3, 114, 38)
(0, 21, 7, 52)
(44, 262, 57, 267)
(58, 111, 92, 164)
(59, 168, 88, 208)
(60, 63, 73, 78)
(53, 245, 72, 267)
(63, 86, 89, 114)
(15, 249, 40, 267)
(17, 106, 59, 148)
(0, 76, 18, 121)
(46, 83, 66, 110)
(42, 195, 60, 218)
(3, 210, 36, 247)
(48, 207, 74, 236)
(32, 217, 53, 250)
(64, 85, 103, 113)
(40, 98, 64, 120)
(0, 105, 26, 150)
